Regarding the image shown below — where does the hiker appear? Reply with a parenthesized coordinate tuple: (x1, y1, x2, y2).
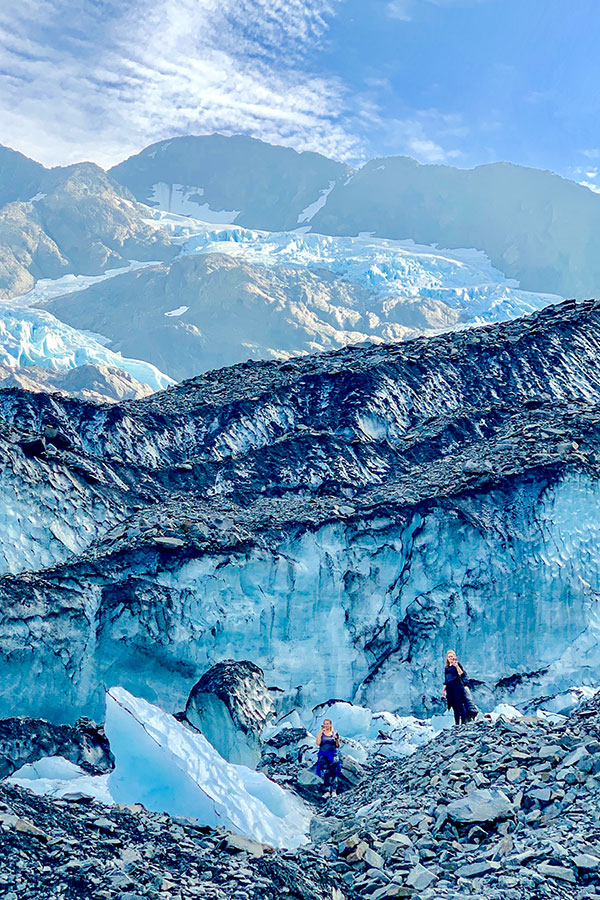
(316, 718, 341, 796)
(442, 650, 477, 725)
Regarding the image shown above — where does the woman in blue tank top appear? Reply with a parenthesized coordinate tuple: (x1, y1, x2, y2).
(316, 718, 341, 796)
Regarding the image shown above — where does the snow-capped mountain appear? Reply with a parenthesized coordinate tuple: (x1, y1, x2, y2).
(109, 134, 349, 232)
(0, 299, 599, 721)
(111, 134, 600, 298)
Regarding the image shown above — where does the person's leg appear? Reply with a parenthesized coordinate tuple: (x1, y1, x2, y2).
(453, 703, 467, 725)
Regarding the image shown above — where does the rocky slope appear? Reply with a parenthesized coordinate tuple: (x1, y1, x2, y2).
(0, 363, 153, 404)
(0, 781, 354, 900)
(0, 299, 600, 721)
(0, 160, 173, 298)
(305, 691, 600, 899)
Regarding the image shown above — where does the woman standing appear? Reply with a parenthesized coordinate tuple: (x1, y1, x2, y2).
(316, 718, 341, 796)
(442, 650, 471, 725)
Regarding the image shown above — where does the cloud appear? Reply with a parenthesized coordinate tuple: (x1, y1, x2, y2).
(0, 0, 365, 167)
(386, 0, 492, 21)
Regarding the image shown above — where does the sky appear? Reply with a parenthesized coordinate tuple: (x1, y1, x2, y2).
(0, 0, 599, 189)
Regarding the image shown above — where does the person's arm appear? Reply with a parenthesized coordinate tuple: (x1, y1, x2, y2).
(335, 732, 340, 748)
(454, 662, 464, 677)
(441, 684, 447, 699)
(316, 729, 323, 747)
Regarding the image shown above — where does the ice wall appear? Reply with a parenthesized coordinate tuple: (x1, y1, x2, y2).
(1, 467, 598, 721)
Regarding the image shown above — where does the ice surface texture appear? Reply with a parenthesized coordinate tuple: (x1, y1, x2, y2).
(1, 300, 600, 719)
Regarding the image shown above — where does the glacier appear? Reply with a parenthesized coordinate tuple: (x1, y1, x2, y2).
(0, 300, 599, 723)
(0, 304, 173, 392)
(154, 212, 561, 327)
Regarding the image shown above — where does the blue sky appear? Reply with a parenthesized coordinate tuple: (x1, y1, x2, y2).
(0, 0, 598, 189)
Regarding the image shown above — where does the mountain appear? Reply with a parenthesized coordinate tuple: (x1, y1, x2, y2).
(311, 157, 600, 298)
(110, 136, 600, 298)
(0, 161, 174, 298)
(0, 145, 46, 207)
(0, 362, 153, 404)
(0, 298, 598, 721)
(40, 222, 558, 381)
(109, 134, 350, 232)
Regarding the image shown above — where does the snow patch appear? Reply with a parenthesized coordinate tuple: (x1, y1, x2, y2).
(27, 192, 47, 202)
(164, 306, 189, 317)
(149, 182, 239, 223)
(11, 260, 159, 307)
(297, 180, 335, 224)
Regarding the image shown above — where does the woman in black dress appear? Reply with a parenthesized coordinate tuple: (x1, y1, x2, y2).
(442, 650, 470, 725)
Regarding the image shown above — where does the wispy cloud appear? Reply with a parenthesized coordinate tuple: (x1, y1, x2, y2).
(387, 0, 492, 21)
(0, 0, 364, 167)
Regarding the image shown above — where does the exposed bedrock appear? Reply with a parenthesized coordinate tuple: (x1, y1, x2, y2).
(185, 659, 275, 767)
(1, 300, 600, 720)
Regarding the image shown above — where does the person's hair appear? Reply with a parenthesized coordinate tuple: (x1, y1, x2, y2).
(323, 718, 333, 731)
(445, 650, 457, 667)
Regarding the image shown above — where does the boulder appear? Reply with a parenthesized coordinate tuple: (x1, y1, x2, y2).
(185, 660, 275, 768)
(0, 715, 113, 778)
(446, 788, 514, 825)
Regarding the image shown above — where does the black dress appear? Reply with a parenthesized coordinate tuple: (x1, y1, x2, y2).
(445, 664, 468, 725)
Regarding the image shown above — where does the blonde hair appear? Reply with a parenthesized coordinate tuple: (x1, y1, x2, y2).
(445, 650, 457, 667)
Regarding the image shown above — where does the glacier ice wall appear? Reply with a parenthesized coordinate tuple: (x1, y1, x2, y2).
(1, 300, 600, 721)
(0, 466, 599, 720)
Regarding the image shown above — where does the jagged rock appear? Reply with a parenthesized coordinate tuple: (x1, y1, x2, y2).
(265, 727, 314, 761)
(0, 716, 113, 778)
(14, 818, 48, 841)
(405, 862, 436, 889)
(573, 854, 600, 869)
(536, 863, 576, 882)
(446, 789, 514, 825)
(185, 660, 276, 767)
(220, 832, 269, 857)
(456, 860, 500, 877)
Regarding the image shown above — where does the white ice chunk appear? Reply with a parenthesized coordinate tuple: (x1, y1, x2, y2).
(27, 192, 47, 202)
(164, 306, 189, 317)
(487, 703, 523, 722)
(105, 687, 309, 849)
(5, 755, 112, 804)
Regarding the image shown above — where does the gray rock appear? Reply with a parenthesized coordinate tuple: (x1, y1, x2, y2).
(574, 853, 600, 869)
(446, 789, 514, 825)
(536, 862, 576, 882)
(456, 860, 501, 878)
(406, 863, 437, 890)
